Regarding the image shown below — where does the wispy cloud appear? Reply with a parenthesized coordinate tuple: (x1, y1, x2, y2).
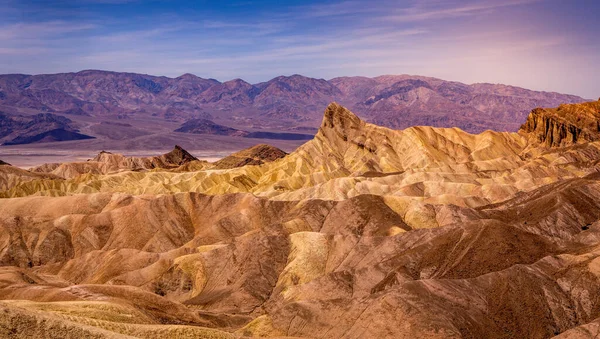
(297, 0, 385, 18)
(385, 0, 543, 22)
(0, 21, 96, 41)
(181, 27, 427, 66)
(202, 20, 285, 36)
(81, 0, 138, 3)
(94, 26, 183, 43)
(0, 47, 48, 55)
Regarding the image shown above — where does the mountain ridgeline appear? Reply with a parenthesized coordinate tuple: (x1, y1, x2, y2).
(0, 71, 589, 147)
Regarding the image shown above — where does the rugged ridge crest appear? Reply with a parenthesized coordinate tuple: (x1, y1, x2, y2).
(319, 102, 364, 143)
(520, 100, 600, 147)
(31, 145, 201, 179)
(213, 144, 287, 169)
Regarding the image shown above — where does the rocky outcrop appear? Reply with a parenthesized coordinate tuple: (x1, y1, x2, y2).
(31, 145, 200, 179)
(520, 101, 600, 147)
(320, 102, 364, 140)
(213, 144, 287, 169)
(154, 145, 198, 167)
(89, 145, 198, 169)
(0, 165, 61, 191)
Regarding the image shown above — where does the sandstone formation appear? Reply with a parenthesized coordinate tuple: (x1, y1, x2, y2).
(520, 100, 600, 147)
(29, 145, 200, 179)
(1, 102, 600, 338)
(0, 165, 61, 191)
(213, 144, 287, 169)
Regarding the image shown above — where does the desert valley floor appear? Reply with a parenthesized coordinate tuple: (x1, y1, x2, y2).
(1, 101, 600, 338)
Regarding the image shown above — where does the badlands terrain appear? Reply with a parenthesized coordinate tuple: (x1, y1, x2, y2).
(1, 100, 600, 338)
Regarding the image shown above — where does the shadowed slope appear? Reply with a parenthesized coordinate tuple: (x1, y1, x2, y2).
(213, 144, 287, 169)
(0, 163, 61, 191)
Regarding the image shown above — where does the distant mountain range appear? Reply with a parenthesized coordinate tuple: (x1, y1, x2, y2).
(0, 70, 588, 147)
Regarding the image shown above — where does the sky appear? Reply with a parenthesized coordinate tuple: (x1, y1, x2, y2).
(0, 0, 598, 98)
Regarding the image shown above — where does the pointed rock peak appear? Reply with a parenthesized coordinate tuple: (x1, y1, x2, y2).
(162, 145, 198, 165)
(321, 102, 363, 134)
(91, 150, 115, 162)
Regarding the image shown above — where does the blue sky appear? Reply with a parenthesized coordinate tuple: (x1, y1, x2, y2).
(0, 0, 598, 98)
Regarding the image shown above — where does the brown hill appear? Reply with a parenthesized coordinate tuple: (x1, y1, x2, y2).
(158, 144, 198, 165)
(174, 118, 247, 136)
(0, 163, 61, 191)
(213, 144, 287, 169)
(174, 119, 314, 141)
(2, 102, 600, 337)
(30, 145, 200, 179)
(0, 113, 94, 145)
